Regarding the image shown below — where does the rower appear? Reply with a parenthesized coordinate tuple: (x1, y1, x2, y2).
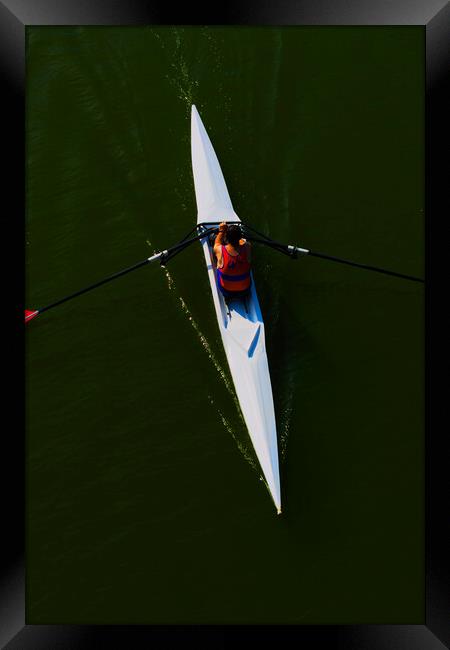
(214, 222, 252, 304)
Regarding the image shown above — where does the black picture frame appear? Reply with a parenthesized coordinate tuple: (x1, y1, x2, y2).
(3, 1, 449, 648)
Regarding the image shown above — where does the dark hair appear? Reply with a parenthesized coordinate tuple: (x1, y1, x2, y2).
(226, 225, 242, 247)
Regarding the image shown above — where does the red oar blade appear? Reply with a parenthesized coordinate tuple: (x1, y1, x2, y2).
(25, 310, 39, 323)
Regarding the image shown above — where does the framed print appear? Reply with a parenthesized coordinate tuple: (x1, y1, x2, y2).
(2, 1, 448, 648)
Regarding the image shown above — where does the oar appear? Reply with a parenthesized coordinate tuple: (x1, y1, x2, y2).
(25, 227, 216, 324)
(242, 229, 424, 284)
(294, 248, 424, 283)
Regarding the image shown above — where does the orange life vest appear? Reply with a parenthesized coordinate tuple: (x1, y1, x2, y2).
(217, 244, 251, 293)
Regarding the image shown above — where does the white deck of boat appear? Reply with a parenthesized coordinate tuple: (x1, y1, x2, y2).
(191, 105, 282, 513)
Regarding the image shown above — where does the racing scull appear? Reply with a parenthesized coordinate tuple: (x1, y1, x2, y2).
(190, 105, 282, 514)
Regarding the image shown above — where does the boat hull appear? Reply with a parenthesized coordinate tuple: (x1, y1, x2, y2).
(191, 105, 281, 513)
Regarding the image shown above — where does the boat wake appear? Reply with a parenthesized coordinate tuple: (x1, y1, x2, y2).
(175, 282, 258, 472)
(177, 293, 234, 396)
(151, 26, 198, 114)
(148, 247, 258, 470)
(279, 377, 294, 463)
(207, 396, 257, 471)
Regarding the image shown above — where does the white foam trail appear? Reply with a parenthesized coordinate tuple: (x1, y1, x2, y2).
(147, 240, 255, 466)
(163, 27, 198, 111)
(175, 294, 258, 470)
(178, 295, 235, 397)
(208, 396, 257, 471)
(163, 266, 175, 291)
(178, 295, 257, 469)
(280, 378, 294, 463)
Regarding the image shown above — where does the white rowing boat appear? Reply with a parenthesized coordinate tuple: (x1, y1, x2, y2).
(190, 105, 281, 514)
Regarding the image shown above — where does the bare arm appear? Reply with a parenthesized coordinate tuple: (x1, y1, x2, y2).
(214, 222, 227, 268)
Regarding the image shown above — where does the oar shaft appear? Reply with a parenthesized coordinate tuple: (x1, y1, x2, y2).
(38, 256, 157, 315)
(306, 250, 424, 283)
(29, 228, 215, 320)
(244, 226, 423, 284)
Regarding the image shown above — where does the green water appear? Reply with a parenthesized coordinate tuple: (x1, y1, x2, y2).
(26, 26, 424, 624)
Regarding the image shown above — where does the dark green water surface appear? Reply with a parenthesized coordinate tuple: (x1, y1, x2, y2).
(26, 26, 424, 624)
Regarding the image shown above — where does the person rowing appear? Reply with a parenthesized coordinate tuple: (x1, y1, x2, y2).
(214, 221, 252, 299)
